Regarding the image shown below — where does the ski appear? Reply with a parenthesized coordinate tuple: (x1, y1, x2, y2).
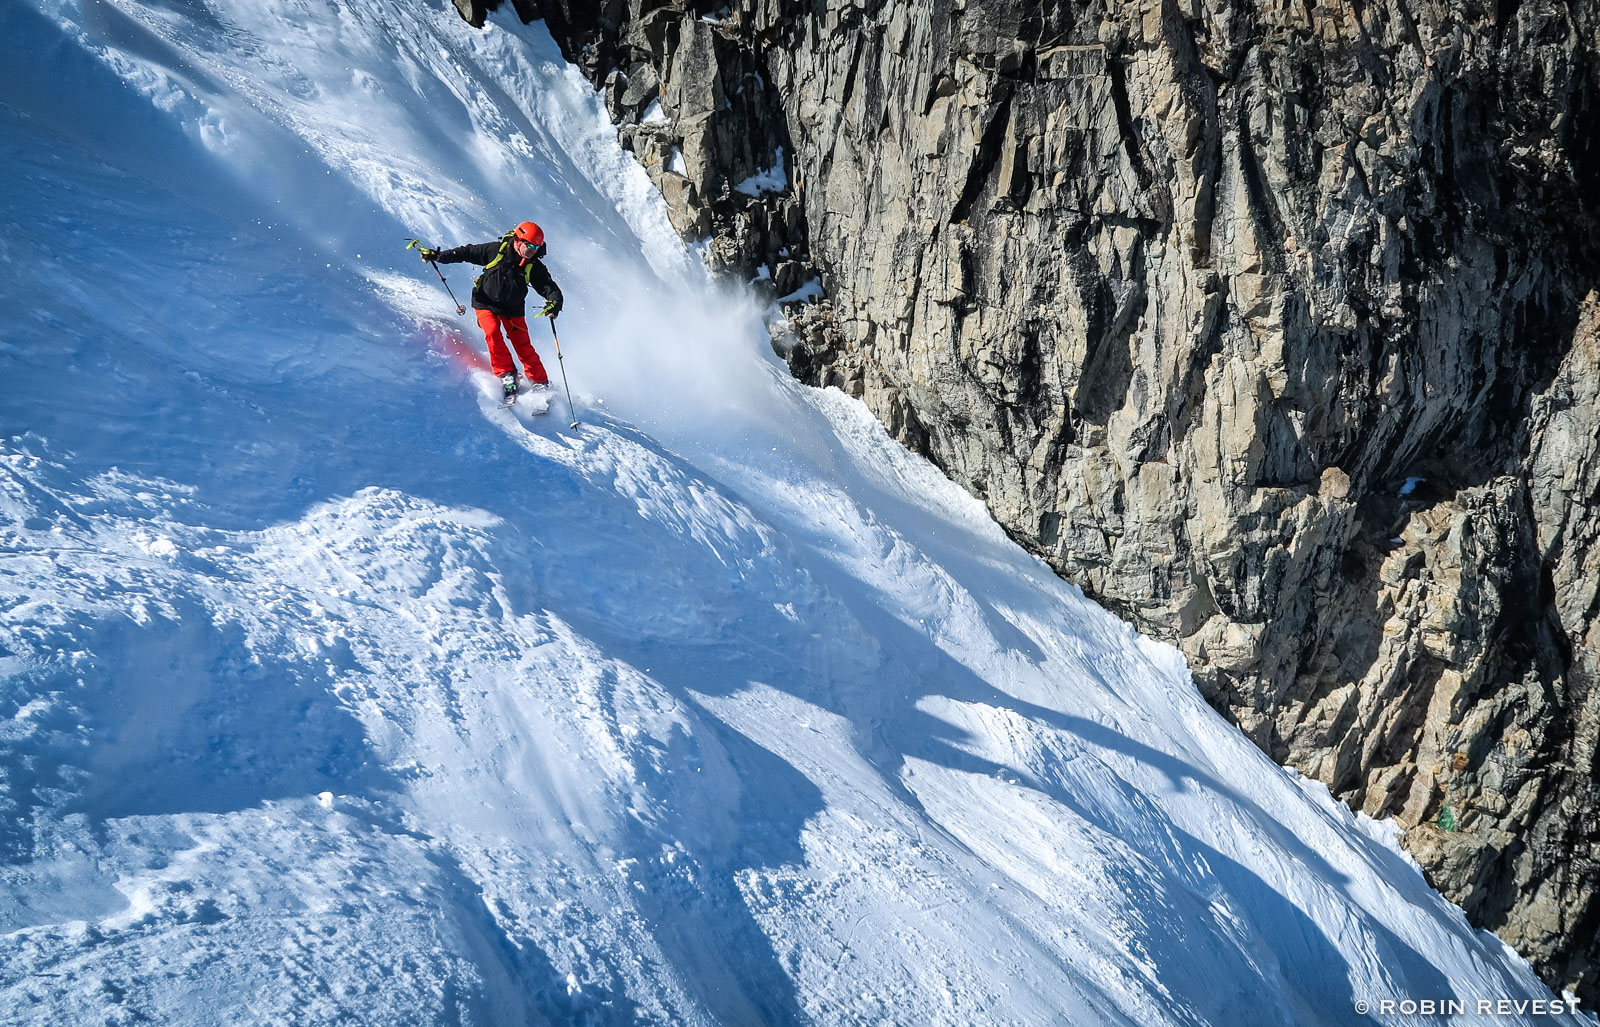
(496, 384, 550, 414)
(520, 384, 552, 415)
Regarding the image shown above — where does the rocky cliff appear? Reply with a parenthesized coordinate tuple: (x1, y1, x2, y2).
(513, 0, 1600, 1003)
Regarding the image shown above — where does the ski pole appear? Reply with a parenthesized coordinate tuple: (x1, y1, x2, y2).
(545, 315, 579, 428)
(406, 238, 466, 315)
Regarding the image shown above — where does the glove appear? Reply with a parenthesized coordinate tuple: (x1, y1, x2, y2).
(417, 246, 438, 262)
(541, 298, 562, 319)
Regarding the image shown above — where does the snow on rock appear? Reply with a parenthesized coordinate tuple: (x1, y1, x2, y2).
(733, 147, 786, 197)
(778, 276, 825, 305)
(641, 98, 670, 126)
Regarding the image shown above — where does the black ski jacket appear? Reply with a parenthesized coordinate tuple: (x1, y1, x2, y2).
(434, 235, 563, 318)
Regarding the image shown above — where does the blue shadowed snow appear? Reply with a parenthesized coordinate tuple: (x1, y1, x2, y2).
(0, 1, 1590, 1025)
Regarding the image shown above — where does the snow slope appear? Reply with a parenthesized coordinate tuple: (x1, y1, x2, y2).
(0, 1, 1587, 1024)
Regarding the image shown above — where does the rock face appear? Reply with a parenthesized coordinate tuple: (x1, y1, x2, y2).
(534, 1, 819, 298)
(518, 0, 1600, 1003)
(450, 0, 536, 30)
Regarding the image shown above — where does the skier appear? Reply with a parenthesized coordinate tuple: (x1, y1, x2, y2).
(416, 222, 564, 399)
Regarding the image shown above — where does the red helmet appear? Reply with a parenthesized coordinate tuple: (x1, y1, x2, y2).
(513, 221, 545, 247)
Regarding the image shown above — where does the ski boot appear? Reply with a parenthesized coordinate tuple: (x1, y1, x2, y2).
(500, 372, 519, 398)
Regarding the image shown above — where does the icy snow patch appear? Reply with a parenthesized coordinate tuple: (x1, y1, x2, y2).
(778, 276, 824, 304)
(733, 147, 786, 197)
(641, 98, 669, 125)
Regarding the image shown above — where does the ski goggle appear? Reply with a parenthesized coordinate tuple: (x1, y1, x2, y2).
(517, 240, 546, 259)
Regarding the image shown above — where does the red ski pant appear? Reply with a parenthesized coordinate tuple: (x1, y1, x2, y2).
(476, 309, 549, 384)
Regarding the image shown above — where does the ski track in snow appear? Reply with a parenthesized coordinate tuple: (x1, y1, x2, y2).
(0, 0, 1590, 1024)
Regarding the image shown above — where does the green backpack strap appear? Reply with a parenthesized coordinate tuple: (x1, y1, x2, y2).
(482, 232, 516, 271)
(475, 232, 519, 289)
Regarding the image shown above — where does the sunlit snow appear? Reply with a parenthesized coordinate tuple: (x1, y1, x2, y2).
(0, 0, 1588, 1024)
